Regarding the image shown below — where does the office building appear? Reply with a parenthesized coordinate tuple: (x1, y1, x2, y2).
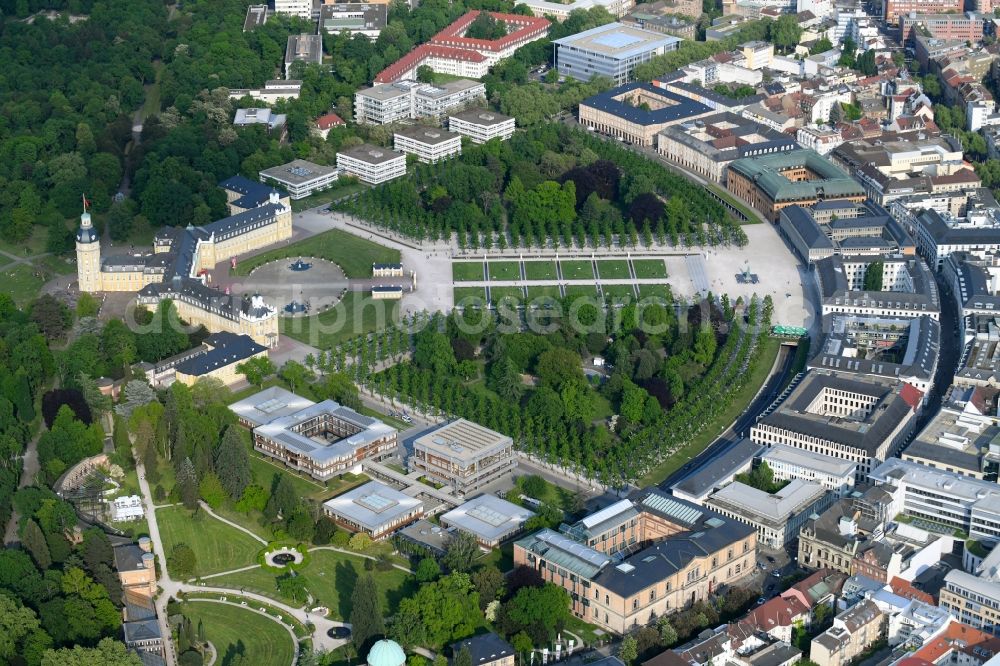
(777, 201, 915, 264)
(229, 386, 398, 481)
(893, 196, 1000, 270)
(814, 255, 941, 321)
(884, 0, 962, 22)
(760, 445, 857, 496)
(671, 438, 763, 505)
(319, 3, 387, 39)
(274, 0, 312, 18)
(448, 108, 516, 143)
(410, 419, 516, 495)
(440, 494, 535, 547)
(336, 144, 407, 185)
(515, 0, 635, 20)
(899, 12, 987, 42)
(579, 82, 712, 146)
(323, 481, 424, 539)
(553, 23, 680, 85)
(726, 150, 866, 223)
(393, 126, 462, 163)
(259, 159, 340, 199)
(244, 4, 268, 31)
(285, 34, 323, 78)
(705, 478, 834, 548)
(354, 79, 486, 125)
(233, 107, 286, 131)
(751, 371, 921, 479)
(228, 80, 302, 104)
(656, 112, 797, 184)
(902, 388, 1000, 480)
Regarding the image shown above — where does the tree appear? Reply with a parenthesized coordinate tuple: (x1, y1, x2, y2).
(863, 261, 884, 291)
(277, 572, 308, 602)
(198, 472, 226, 509)
(0, 592, 42, 661)
(76, 293, 100, 319)
(22, 518, 52, 570)
(465, 11, 507, 39)
(30, 295, 71, 341)
(488, 357, 523, 402)
(619, 635, 638, 666)
(391, 574, 480, 649)
(264, 474, 298, 521)
(416, 65, 435, 83)
(177, 457, 199, 510)
(768, 15, 802, 53)
(236, 357, 276, 388)
(214, 426, 251, 500)
(349, 532, 373, 551)
(496, 584, 570, 644)
(471, 566, 504, 610)
(657, 616, 678, 646)
(350, 574, 385, 654)
(170, 544, 197, 579)
(280, 360, 312, 394)
(416, 557, 441, 582)
(455, 646, 473, 666)
(114, 380, 156, 419)
(41, 638, 143, 666)
(442, 531, 479, 573)
(535, 348, 584, 391)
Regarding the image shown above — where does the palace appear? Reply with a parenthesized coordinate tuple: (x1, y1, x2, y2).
(76, 179, 293, 347)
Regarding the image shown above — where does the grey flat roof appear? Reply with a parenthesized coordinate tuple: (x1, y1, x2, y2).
(414, 419, 512, 465)
(228, 386, 316, 428)
(449, 107, 513, 126)
(441, 494, 535, 542)
(338, 144, 405, 165)
(394, 126, 461, 145)
(323, 481, 423, 532)
(707, 478, 828, 524)
(255, 400, 396, 463)
(671, 438, 763, 500)
(260, 159, 338, 185)
(553, 22, 680, 59)
(285, 33, 323, 64)
(761, 443, 858, 477)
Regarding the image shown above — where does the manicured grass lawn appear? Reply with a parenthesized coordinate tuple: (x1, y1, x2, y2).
(490, 286, 525, 304)
(0, 264, 46, 306)
(181, 601, 295, 666)
(596, 260, 630, 279)
(452, 262, 485, 282)
(156, 506, 263, 578)
(526, 285, 562, 300)
(454, 287, 488, 305)
(523, 261, 558, 281)
(638, 337, 781, 486)
(602, 284, 636, 300)
(280, 291, 399, 348)
(289, 181, 366, 212)
(234, 229, 399, 278)
(209, 550, 416, 620)
(560, 259, 594, 280)
(632, 258, 668, 279)
(36, 254, 77, 276)
(249, 450, 368, 503)
(564, 614, 606, 647)
(563, 284, 599, 298)
(637, 284, 672, 300)
(487, 260, 521, 281)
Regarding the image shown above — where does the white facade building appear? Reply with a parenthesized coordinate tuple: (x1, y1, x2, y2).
(111, 495, 145, 522)
(515, 0, 634, 20)
(449, 108, 516, 143)
(761, 444, 857, 497)
(393, 127, 462, 163)
(706, 479, 835, 548)
(354, 79, 486, 125)
(228, 80, 302, 104)
(259, 160, 339, 200)
(336, 144, 407, 185)
(274, 0, 312, 19)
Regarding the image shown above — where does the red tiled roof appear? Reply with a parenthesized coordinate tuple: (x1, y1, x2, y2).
(901, 383, 924, 411)
(889, 576, 935, 605)
(911, 622, 1000, 664)
(315, 113, 344, 129)
(375, 43, 488, 83)
(747, 596, 810, 633)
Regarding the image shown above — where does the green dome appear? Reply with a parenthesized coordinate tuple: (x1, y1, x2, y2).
(367, 640, 405, 666)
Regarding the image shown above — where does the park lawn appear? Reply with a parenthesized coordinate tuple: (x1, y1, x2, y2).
(210, 550, 415, 620)
(637, 284, 672, 300)
(234, 228, 399, 278)
(638, 337, 781, 486)
(525, 285, 562, 301)
(452, 262, 485, 282)
(560, 260, 594, 280)
(564, 615, 605, 647)
(0, 264, 46, 306)
(602, 284, 636, 300)
(289, 181, 366, 213)
(490, 286, 524, 305)
(280, 291, 399, 348)
(632, 258, 668, 279)
(0, 226, 48, 257)
(596, 260, 630, 280)
(453, 287, 488, 305)
(156, 506, 263, 578)
(487, 260, 521, 281)
(563, 284, 598, 299)
(181, 601, 296, 666)
(523, 260, 558, 281)
(36, 254, 76, 276)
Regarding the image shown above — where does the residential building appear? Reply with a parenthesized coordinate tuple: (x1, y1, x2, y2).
(354, 79, 486, 125)
(233, 107, 286, 131)
(440, 494, 535, 548)
(777, 201, 915, 264)
(750, 371, 921, 479)
(894, 202, 1000, 270)
(78, 184, 292, 347)
(705, 478, 835, 548)
(285, 34, 323, 78)
(410, 419, 516, 495)
(274, 0, 312, 19)
(725, 150, 866, 223)
(451, 634, 515, 666)
(811, 601, 886, 666)
(797, 125, 844, 156)
(906, 621, 1000, 663)
(869, 457, 1000, 541)
(743, 596, 813, 643)
(515, 0, 635, 20)
(579, 82, 713, 147)
(884, 0, 962, 23)
(322, 481, 424, 539)
(393, 126, 462, 163)
(955, 316, 1000, 387)
(513, 489, 757, 634)
(798, 488, 894, 574)
(374, 11, 550, 83)
(448, 108, 516, 143)
(553, 23, 680, 86)
(671, 438, 763, 505)
(110, 495, 144, 522)
(244, 4, 268, 31)
(760, 444, 857, 496)
(229, 386, 398, 481)
(814, 255, 941, 321)
(313, 112, 345, 139)
(259, 159, 339, 200)
(228, 80, 302, 104)
(655, 112, 797, 184)
(336, 144, 407, 185)
(318, 3, 387, 39)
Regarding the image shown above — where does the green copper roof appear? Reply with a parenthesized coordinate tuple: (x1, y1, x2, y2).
(367, 640, 405, 666)
(729, 149, 865, 202)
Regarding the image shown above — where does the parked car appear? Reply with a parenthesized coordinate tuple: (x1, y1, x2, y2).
(771, 570, 781, 578)
(757, 597, 766, 605)
(328, 627, 351, 639)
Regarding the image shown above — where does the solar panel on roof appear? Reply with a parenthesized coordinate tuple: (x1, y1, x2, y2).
(467, 504, 508, 528)
(641, 493, 703, 525)
(255, 397, 288, 414)
(355, 493, 399, 513)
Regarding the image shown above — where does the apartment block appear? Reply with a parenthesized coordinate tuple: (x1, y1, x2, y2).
(336, 144, 407, 185)
(393, 126, 462, 163)
(448, 108, 516, 143)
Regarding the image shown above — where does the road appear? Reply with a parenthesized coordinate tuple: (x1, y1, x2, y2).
(914, 272, 961, 432)
(660, 341, 797, 490)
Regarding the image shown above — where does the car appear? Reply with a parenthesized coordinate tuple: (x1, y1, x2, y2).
(402, 414, 413, 423)
(771, 570, 781, 578)
(758, 563, 767, 570)
(757, 597, 766, 605)
(766, 556, 775, 563)
(327, 627, 351, 639)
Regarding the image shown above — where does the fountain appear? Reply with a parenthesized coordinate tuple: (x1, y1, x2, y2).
(289, 258, 312, 272)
